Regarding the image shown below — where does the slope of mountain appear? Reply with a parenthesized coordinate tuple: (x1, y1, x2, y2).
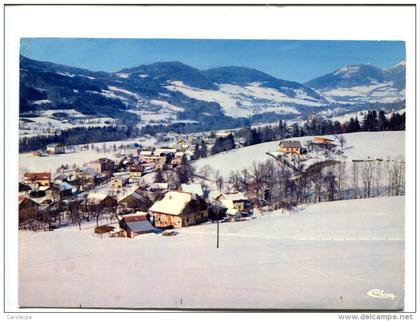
(19, 56, 331, 129)
(305, 61, 405, 104)
(19, 56, 405, 137)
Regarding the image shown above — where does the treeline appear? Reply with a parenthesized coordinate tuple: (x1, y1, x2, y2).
(210, 135, 235, 155)
(235, 110, 405, 148)
(19, 126, 135, 153)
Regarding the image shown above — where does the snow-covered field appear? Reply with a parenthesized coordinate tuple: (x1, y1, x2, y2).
(19, 137, 156, 173)
(195, 131, 405, 178)
(316, 82, 405, 104)
(166, 81, 321, 118)
(19, 196, 404, 309)
(19, 110, 116, 138)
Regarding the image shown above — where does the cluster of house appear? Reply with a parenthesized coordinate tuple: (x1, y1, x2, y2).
(278, 136, 336, 156)
(20, 172, 252, 237)
(138, 145, 193, 172)
(31, 128, 238, 159)
(19, 148, 252, 236)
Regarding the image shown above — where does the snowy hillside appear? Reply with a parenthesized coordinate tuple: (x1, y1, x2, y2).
(166, 81, 323, 118)
(315, 82, 404, 104)
(305, 62, 405, 104)
(19, 196, 404, 309)
(20, 56, 405, 135)
(195, 131, 405, 178)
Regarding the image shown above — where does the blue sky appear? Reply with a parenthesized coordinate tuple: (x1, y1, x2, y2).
(20, 38, 405, 83)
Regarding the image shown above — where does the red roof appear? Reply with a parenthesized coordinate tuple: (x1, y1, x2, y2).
(24, 172, 51, 180)
(314, 136, 335, 143)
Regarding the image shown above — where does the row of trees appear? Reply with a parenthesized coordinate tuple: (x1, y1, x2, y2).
(210, 134, 235, 155)
(194, 157, 405, 210)
(20, 197, 118, 231)
(19, 126, 137, 153)
(359, 110, 405, 132)
(235, 110, 405, 148)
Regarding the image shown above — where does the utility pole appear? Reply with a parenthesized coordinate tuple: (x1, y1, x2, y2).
(216, 217, 219, 249)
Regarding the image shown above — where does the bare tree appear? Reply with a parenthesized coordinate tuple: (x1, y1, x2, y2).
(199, 164, 214, 180)
(351, 161, 360, 199)
(374, 161, 383, 197)
(335, 162, 347, 200)
(93, 204, 103, 227)
(338, 135, 347, 150)
(361, 161, 375, 198)
(388, 160, 405, 196)
(311, 171, 323, 203)
(324, 170, 337, 201)
(69, 200, 82, 230)
(214, 170, 224, 193)
(228, 171, 242, 192)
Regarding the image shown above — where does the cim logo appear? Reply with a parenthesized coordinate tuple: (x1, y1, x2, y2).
(367, 289, 396, 300)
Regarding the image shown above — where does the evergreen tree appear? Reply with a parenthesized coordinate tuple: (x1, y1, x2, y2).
(354, 116, 361, 131)
(193, 143, 201, 160)
(200, 140, 208, 158)
(377, 110, 388, 131)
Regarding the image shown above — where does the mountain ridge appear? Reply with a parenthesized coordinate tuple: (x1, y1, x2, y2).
(19, 55, 405, 132)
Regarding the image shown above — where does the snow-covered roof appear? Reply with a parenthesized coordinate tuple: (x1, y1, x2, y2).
(47, 143, 64, 147)
(87, 192, 109, 203)
(279, 140, 302, 148)
(133, 211, 148, 216)
(155, 147, 177, 154)
(226, 208, 239, 216)
(53, 173, 68, 181)
(149, 191, 192, 216)
(54, 181, 73, 191)
(118, 189, 147, 203)
(151, 182, 168, 190)
(221, 192, 247, 202)
(215, 131, 232, 138)
(79, 167, 98, 177)
(181, 184, 204, 197)
(111, 176, 129, 182)
(113, 172, 130, 177)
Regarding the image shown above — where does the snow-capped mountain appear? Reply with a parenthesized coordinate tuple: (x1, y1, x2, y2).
(20, 56, 405, 135)
(20, 56, 331, 129)
(305, 61, 405, 104)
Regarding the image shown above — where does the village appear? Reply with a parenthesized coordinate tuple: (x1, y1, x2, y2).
(18, 128, 350, 238)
